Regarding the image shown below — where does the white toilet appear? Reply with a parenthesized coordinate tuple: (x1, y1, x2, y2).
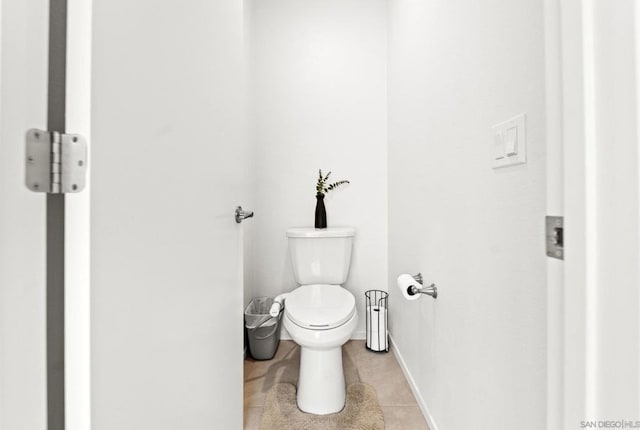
(283, 227, 357, 415)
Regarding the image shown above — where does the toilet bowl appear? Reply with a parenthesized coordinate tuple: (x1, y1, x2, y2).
(282, 227, 357, 415)
(283, 284, 357, 414)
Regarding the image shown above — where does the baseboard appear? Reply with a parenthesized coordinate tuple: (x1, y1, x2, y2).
(280, 326, 291, 340)
(351, 330, 366, 340)
(389, 333, 440, 430)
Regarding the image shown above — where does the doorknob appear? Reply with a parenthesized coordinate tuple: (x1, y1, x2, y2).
(235, 206, 254, 223)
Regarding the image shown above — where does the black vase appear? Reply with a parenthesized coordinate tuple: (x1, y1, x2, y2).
(315, 194, 327, 229)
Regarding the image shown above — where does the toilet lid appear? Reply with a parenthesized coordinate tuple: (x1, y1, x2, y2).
(285, 284, 356, 330)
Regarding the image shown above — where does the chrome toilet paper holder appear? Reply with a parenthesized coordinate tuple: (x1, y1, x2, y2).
(408, 273, 438, 299)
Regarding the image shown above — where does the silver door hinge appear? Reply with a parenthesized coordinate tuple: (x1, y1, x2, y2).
(546, 215, 564, 260)
(25, 128, 87, 193)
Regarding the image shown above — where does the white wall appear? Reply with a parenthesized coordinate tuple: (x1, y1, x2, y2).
(246, 0, 388, 338)
(544, 1, 564, 428)
(0, 0, 48, 427)
(387, 1, 547, 429)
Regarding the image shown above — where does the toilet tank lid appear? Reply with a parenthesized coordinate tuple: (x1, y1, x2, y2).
(286, 227, 355, 238)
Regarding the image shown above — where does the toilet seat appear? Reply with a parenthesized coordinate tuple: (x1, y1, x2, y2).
(285, 284, 356, 330)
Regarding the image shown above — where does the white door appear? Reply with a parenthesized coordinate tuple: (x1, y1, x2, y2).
(0, 0, 49, 428)
(546, 1, 640, 428)
(90, 1, 247, 429)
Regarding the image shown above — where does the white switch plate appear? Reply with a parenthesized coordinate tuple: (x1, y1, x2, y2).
(492, 113, 526, 169)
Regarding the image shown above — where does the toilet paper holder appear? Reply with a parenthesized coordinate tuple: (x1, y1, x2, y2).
(408, 273, 438, 299)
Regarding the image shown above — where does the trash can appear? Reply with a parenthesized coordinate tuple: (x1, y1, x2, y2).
(365, 290, 389, 352)
(244, 297, 283, 360)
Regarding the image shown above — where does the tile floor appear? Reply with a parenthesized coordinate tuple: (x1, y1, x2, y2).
(244, 340, 429, 429)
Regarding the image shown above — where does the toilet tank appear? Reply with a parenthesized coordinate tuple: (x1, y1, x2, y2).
(286, 227, 355, 285)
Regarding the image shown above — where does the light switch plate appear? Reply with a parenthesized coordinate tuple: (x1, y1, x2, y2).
(492, 113, 526, 169)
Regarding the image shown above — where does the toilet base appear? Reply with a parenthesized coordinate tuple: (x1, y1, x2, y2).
(284, 308, 358, 415)
(297, 346, 345, 415)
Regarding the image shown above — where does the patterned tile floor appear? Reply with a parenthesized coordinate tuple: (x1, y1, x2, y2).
(244, 340, 429, 429)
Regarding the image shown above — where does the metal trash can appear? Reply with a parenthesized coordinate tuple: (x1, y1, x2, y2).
(365, 290, 389, 352)
(244, 297, 283, 360)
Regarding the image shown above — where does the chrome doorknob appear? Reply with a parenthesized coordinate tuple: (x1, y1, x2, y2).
(235, 206, 254, 223)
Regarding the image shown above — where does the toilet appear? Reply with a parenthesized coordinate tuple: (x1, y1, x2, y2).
(283, 227, 357, 415)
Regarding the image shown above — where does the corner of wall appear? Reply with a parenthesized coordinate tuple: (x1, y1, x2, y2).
(389, 333, 439, 430)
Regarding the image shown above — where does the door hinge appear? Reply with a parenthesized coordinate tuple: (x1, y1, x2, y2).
(546, 215, 564, 260)
(25, 128, 87, 193)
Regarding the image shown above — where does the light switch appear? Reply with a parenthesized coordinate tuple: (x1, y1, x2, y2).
(494, 133, 505, 160)
(491, 113, 526, 169)
(505, 126, 517, 156)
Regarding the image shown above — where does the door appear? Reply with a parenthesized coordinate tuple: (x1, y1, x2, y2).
(546, 1, 640, 428)
(0, 0, 48, 427)
(90, 1, 247, 429)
